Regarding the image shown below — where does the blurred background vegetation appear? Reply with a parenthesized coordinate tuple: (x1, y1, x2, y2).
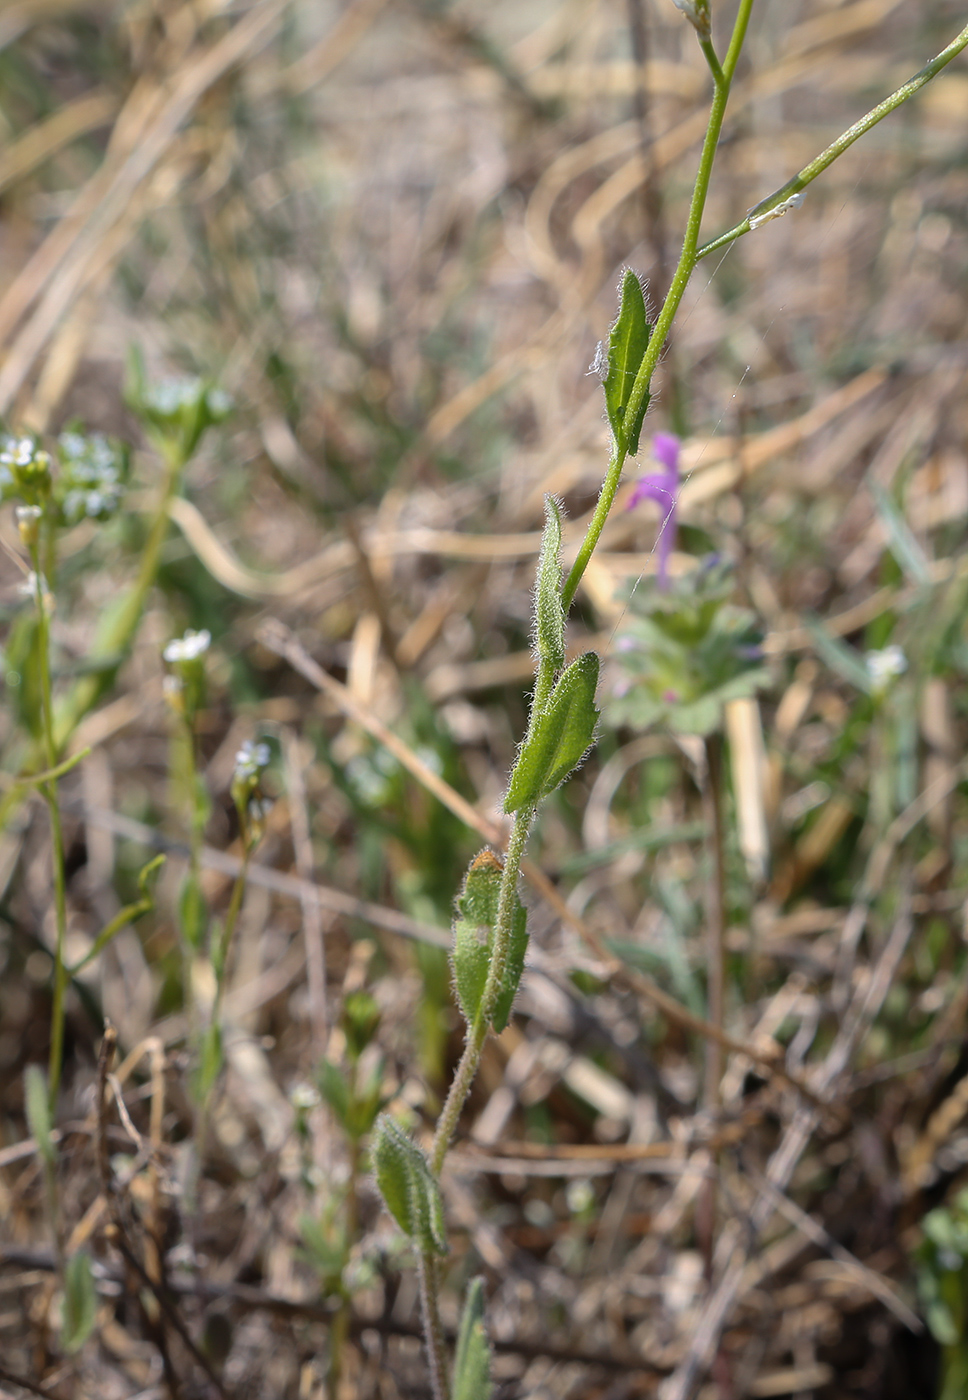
(2, 0, 968, 1396)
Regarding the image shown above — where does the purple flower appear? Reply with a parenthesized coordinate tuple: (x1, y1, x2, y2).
(627, 432, 679, 589)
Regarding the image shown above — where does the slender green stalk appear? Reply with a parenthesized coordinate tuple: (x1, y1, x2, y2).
(417, 1251, 450, 1400)
(53, 444, 185, 751)
(210, 857, 250, 1031)
(697, 20, 968, 263)
(27, 548, 71, 1112)
(561, 0, 754, 613)
(431, 805, 534, 1177)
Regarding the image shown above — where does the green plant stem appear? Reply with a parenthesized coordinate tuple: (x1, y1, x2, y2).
(328, 1135, 361, 1392)
(53, 444, 185, 751)
(561, 0, 754, 614)
(28, 549, 71, 1113)
(417, 1251, 450, 1400)
(697, 19, 968, 263)
(702, 732, 726, 1111)
(431, 805, 534, 1177)
(67, 891, 155, 977)
(211, 856, 250, 1031)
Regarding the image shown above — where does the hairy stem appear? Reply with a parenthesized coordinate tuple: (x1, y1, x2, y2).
(417, 1251, 450, 1400)
(431, 805, 534, 1177)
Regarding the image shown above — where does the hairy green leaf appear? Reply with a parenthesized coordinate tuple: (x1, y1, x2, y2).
(603, 269, 651, 455)
(372, 1115, 447, 1255)
(452, 852, 529, 1030)
(490, 902, 528, 1034)
(454, 1277, 494, 1400)
(505, 652, 600, 811)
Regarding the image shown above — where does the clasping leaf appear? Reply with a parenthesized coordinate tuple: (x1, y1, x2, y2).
(602, 269, 652, 456)
(372, 1115, 447, 1256)
(452, 851, 529, 1033)
(505, 652, 600, 812)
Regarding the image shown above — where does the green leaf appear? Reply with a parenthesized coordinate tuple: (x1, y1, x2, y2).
(804, 617, 872, 694)
(317, 1057, 352, 1132)
(505, 652, 600, 812)
(343, 990, 381, 1060)
(453, 1277, 494, 1400)
(24, 1064, 54, 1166)
(868, 479, 931, 586)
(62, 1250, 98, 1353)
(452, 852, 529, 1031)
(534, 496, 565, 671)
(491, 903, 528, 1034)
(603, 269, 652, 455)
(452, 851, 502, 1025)
(178, 874, 208, 951)
(372, 1115, 447, 1255)
(197, 1023, 223, 1101)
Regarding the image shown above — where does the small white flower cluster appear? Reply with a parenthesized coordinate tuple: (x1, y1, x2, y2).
(163, 629, 211, 664)
(865, 644, 907, 689)
(0, 436, 36, 468)
(234, 740, 271, 781)
(0, 434, 49, 497)
(58, 432, 125, 524)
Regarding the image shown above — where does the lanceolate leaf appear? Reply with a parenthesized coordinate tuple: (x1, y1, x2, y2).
(505, 652, 600, 812)
(372, 1115, 447, 1256)
(603, 269, 652, 455)
(453, 1277, 494, 1400)
(490, 902, 528, 1034)
(62, 1251, 98, 1353)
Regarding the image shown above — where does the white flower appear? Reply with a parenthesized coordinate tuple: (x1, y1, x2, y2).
(234, 740, 271, 779)
(163, 629, 211, 664)
(865, 645, 907, 688)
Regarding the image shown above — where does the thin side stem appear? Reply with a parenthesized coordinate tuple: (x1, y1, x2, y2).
(697, 19, 968, 262)
(562, 0, 754, 613)
(417, 1251, 449, 1400)
(431, 805, 534, 1177)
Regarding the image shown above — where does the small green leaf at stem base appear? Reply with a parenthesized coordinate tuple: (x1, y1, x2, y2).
(602, 269, 652, 456)
(505, 652, 600, 812)
(372, 1114, 447, 1256)
(453, 1277, 494, 1400)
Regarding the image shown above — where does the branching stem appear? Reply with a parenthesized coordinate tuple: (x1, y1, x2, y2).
(562, 0, 754, 613)
(697, 20, 968, 262)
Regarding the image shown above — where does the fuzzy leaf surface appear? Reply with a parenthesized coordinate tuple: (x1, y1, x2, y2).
(505, 652, 600, 811)
(372, 1114, 447, 1255)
